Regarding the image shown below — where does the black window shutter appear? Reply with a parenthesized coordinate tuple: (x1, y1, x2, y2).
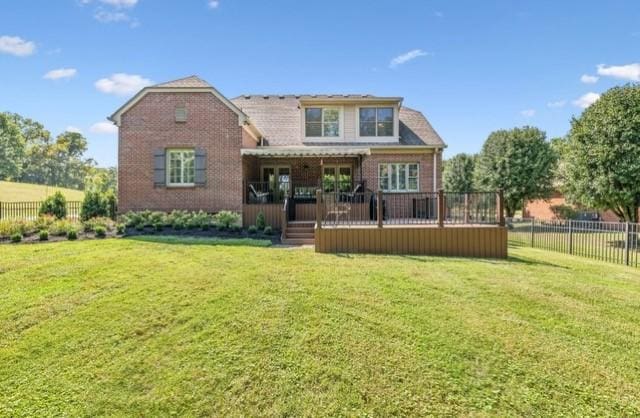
(153, 149, 166, 187)
(195, 148, 206, 186)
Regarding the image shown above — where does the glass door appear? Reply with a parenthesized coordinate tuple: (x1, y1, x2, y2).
(323, 165, 352, 193)
(262, 166, 290, 202)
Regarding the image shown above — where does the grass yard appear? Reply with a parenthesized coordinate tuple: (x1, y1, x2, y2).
(0, 181, 84, 202)
(1, 239, 640, 416)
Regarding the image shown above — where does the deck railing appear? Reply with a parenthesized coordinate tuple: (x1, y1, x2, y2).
(507, 217, 640, 267)
(317, 189, 505, 227)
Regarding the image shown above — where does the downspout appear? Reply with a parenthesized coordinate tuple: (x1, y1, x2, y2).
(433, 149, 438, 191)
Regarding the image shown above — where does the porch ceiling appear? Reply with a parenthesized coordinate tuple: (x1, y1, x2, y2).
(241, 146, 370, 158)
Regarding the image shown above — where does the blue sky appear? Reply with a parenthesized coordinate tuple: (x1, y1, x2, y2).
(1, 0, 639, 167)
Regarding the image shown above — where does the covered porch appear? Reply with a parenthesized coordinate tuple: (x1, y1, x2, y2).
(241, 147, 370, 227)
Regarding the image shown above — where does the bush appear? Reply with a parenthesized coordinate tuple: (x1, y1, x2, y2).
(39, 191, 67, 219)
(135, 224, 145, 232)
(248, 225, 257, 234)
(231, 224, 242, 233)
(116, 223, 125, 235)
(83, 217, 115, 233)
(550, 204, 578, 220)
(81, 191, 108, 221)
(39, 230, 49, 241)
(263, 226, 273, 235)
(104, 190, 117, 219)
(256, 211, 266, 230)
(49, 219, 77, 236)
(0, 219, 35, 239)
(154, 223, 164, 232)
(35, 215, 56, 232)
(214, 211, 240, 229)
(11, 233, 22, 243)
(94, 226, 106, 238)
(67, 229, 78, 240)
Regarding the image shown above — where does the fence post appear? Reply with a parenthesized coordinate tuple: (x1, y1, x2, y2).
(437, 189, 445, 227)
(531, 218, 535, 248)
(315, 189, 322, 230)
(624, 222, 630, 266)
(496, 189, 505, 227)
(463, 193, 470, 224)
(568, 220, 573, 255)
(376, 190, 383, 228)
(0, 202, 3, 220)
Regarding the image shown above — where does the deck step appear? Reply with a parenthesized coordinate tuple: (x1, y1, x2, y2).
(285, 232, 315, 239)
(286, 227, 314, 234)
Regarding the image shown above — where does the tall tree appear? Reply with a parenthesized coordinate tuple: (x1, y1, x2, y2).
(0, 113, 26, 180)
(474, 126, 556, 217)
(563, 84, 640, 222)
(443, 153, 476, 192)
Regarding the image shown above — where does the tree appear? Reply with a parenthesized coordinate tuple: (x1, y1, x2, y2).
(0, 113, 26, 180)
(474, 126, 556, 217)
(563, 84, 640, 222)
(443, 153, 476, 192)
(85, 166, 118, 194)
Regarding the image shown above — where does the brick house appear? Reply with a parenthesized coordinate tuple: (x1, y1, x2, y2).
(109, 76, 446, 238)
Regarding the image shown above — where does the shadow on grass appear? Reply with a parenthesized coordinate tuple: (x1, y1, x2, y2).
(126, 235, 272, 247)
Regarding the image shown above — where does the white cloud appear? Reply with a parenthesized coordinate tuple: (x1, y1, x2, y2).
(66, 126, 83, 134)
(547, 100, 566, 108)
(44, 68, 77, 80)
(90, 121, 118, 134)
(208, 0, 220, 8)
(520, 109, 536, 117)
(100, 0, 138, 7)
(597, 63, 640, 82)
(94, 10, 130, 23)
(95, 73, 152, 96)
(0, 35, 36, 57)
(434, 11, 444, 18)
(580, 74, 599, 84)
(572, 92, 600, 109)
(389, 49, 429, 69)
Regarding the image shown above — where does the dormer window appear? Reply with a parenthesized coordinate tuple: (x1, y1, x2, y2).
(305, 107, 340, 137)
(359, 107, 394, 137)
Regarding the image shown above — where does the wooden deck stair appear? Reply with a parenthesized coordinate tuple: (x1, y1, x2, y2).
(282, 221, 315, 245)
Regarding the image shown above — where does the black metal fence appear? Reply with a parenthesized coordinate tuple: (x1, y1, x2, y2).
(507, 218, 640, 267)
(0, 201, 83, 220)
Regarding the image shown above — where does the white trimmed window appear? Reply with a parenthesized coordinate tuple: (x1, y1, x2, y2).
(360, 107, 394, 137)
(305, 107, 340, 137)
(167, 149, 195, 186)
(379, 163, 419, 192)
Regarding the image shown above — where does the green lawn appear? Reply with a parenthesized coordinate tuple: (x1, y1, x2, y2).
(1, 239, 640, 416)
(0, 181, 84, 202)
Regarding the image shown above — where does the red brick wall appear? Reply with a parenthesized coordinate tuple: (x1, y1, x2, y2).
(118, 92, 244, 213)
(525, 194, 625, 221)
(360, 152, 439, 192)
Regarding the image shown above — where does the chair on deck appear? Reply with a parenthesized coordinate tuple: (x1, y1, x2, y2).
(325, 192, 351, 223)
(249, 184, 270, 203)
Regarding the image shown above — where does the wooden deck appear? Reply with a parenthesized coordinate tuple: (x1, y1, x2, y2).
(315, 225, 507, 258)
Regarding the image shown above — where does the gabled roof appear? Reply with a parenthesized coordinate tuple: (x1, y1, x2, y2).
(230, 95, 445, 148)
(154, 75, 212, 88)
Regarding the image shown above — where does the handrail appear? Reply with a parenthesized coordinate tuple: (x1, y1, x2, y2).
(281, 197, 289, 241)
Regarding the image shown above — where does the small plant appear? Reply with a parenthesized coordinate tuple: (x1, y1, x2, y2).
(67, 229, 78, 240)
(116, 224, 125, 235)
(49, 219, 77, 236)
(256, 211, 266, 230)
(214, 211, 240, 229)
(39, 230, 49, 241)
(248, 225, 257, 234)
(81, 191, 108, 221)
(39, 191, 67, 219)
(94, 226, 107, 238)
(11, 233, 22, 243)
(263, 226, 273, 235)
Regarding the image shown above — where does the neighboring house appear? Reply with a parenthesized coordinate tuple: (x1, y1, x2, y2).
(109, 76, 446, 224)
(525, 192, 621, 222)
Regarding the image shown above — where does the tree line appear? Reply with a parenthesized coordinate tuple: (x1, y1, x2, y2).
(443, 84, 640, 222)
(0, 112, 116, 194)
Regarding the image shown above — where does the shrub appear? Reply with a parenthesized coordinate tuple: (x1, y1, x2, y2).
(35, 215, 56, 232)
(67, 229, 78, 240)
(49, 219, 77, 236)
(39, 191, 67, 219)
(82, 217, 115, 233)
(263, 226, 273, 235)
(94, 226, 107, 238)
(214, 211, 240, 229)
(135, 224, 145, 232)
(231, 224, 242, 233)
(39, 230, 49, 241)
(550, 204, 578, 220)
(256, 211, 266, 230)
(154, 223, 164, 232)
(116, 223, 125, 235)
(11, 233, 22, 243)
(173, 221, 185, 230)
(0, 219, 35, 238)
(104, 190, 117, 219)
(248, 225, 257, 234)
(80, 191, 108, 221)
